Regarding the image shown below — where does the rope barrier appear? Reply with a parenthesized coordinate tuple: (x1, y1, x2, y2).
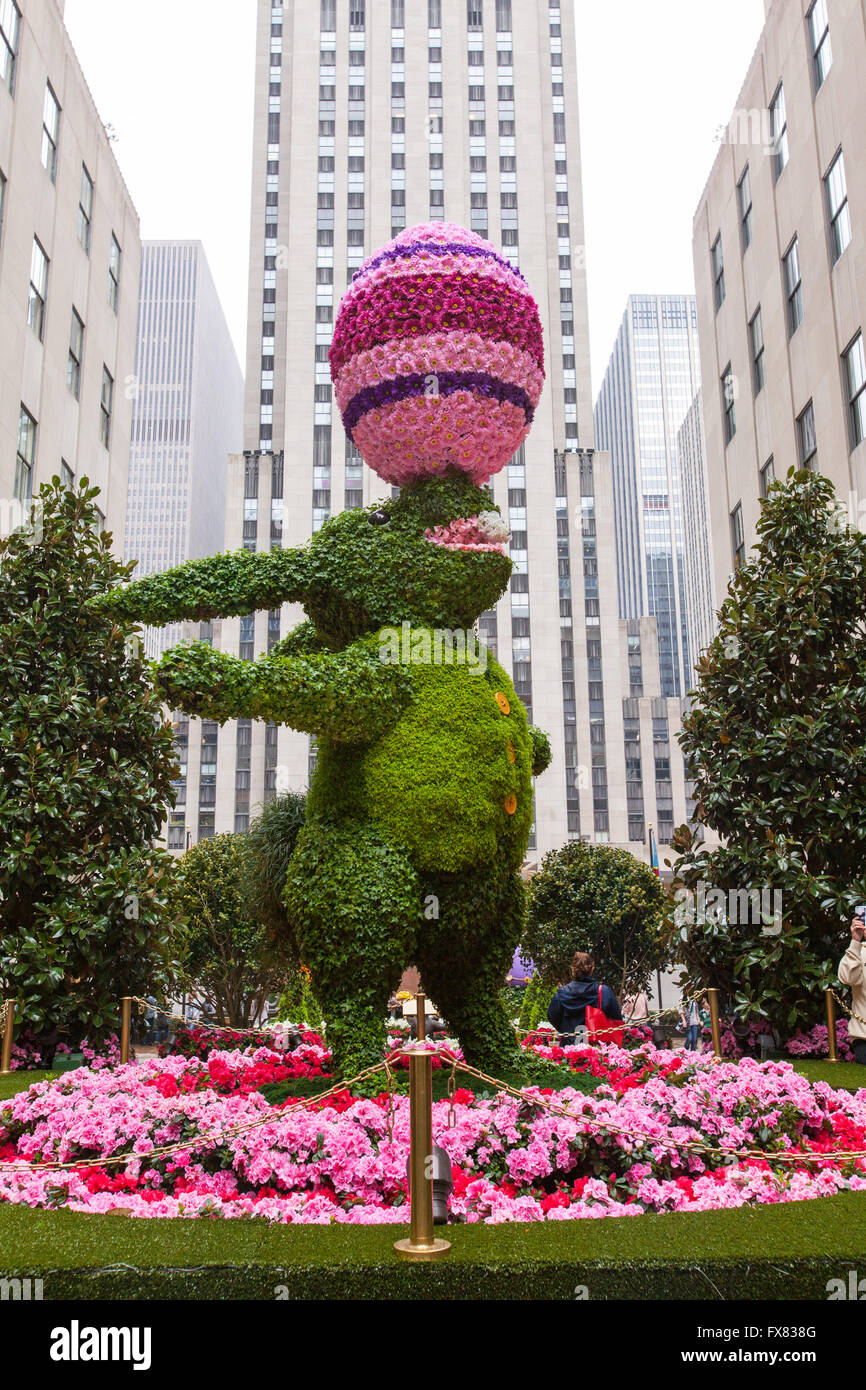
(127, 997, 291, 1039)
(1, 1042, 865, 1177)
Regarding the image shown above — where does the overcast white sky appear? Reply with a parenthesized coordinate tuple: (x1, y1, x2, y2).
(64, 0, 765, 397)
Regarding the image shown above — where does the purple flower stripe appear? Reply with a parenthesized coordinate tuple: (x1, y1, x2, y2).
(354, 240, 528, 285)
(341, 371, 535, 435)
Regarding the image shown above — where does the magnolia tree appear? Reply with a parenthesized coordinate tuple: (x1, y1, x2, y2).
(0, 480, 179, 1046)
(170, 833, 287, 1027)
(521, 839, 669, 1000)
(668, 468, 866, 1035)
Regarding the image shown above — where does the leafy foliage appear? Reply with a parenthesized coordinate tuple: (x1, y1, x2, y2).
(105, 474, 553, 1078)
(0, 479, 178, 1041)
(518, 974, 555, 1031)
(522, 840, 669, 999)
(169, 834, 286, 1027)
(669, 468, 866, 1034)
(244, 791, 307, 964)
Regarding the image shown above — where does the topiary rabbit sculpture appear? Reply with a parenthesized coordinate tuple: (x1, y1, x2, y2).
(105, 224, 552, 1078)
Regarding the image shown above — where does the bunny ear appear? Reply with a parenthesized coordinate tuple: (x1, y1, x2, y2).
(331, 223, 544, 488)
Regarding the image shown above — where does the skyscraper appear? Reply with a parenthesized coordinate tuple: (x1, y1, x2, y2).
(693, 0, 866, 601)
(593, 295, 702, 698)
(0, 0, 140, 541)
(168, 0, 688, 861)
(677, 390, 717, 674)
(124, 241, 244, 657)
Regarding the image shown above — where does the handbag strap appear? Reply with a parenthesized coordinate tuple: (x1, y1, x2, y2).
(598, 984, 603, 1009)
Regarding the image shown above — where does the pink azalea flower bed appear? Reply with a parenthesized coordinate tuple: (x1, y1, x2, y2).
(2, 1040, 866, 1225)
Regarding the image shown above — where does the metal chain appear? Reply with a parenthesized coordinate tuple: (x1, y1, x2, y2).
(128, 997, 289, 1038)
(446, 1052, 866, 1169)
(0, 1059, 391, 1174)
(831, 987, 866, 1030)
(513, 989, 708, 1041)
(2, 1042, 865, 1176)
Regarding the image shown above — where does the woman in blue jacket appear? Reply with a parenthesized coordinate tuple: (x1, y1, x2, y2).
(547, 952, 622, 1043)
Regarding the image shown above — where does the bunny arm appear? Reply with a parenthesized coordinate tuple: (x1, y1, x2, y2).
(99, 546, 310, 626)
(155, 637, 413, 743)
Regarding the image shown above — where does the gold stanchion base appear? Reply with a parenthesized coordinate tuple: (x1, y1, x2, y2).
(393, 1237, 452, 1261)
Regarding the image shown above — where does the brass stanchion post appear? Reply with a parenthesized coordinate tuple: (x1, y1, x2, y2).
(0, 1000, 15, 1075)
(826, 990, 838, 1063)
(708, 988, 722, 1060)
(120, 997, 132, 1065)
(394, 990, 450, 1261)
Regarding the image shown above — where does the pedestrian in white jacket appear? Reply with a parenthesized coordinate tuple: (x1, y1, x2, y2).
(838, 915, 866, 1065)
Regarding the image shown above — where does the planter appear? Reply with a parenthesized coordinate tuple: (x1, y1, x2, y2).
(52, 1053, 85, 1073)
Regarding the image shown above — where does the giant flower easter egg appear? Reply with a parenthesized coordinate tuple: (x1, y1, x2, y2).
(330, 223, 545, 486)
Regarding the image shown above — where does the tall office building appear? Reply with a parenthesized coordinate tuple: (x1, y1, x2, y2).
(168, 0, 688, 860)
(124, 240, 244, 658)
(593, 295, 702, 699)
(677, 390, 717, 673)
(693, 0, 866, 601)
(0, 0, 140, 540)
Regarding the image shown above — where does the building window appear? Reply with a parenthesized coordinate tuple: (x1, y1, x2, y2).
(349, 0, 365, 28)
(711, 234, 725, 311)
(78, 166, 93, 254)
(15, 406, 36, 503)
(843, 332, 866, 450)
(783, 237, 803, 336)
(28, 238, 49, 341)
(825, 150, 851, 264)
(797, 400, 817, 470)
(495, 0, 511, 27)
(730, 503, 745, 572)
(100, 367, 114, 449)
(759, 456, 775, 499)
(737, 164, 752, 251)
(770, 83, 788, 181)
(60, 458, 74, 490)
(67, 309, 84, 399)
(108, 234, 121, 313)
(749, 307, 765, 396)
(320, 0, 336, 28)
(0, 0, 20, 95)
(428, 0, 441, 25)
(721, 364, 736, 444)
(467, 0, 483, 27)
(391, 0, 404, 23)
(41, 84, 61, 182)
(807, 0, 832, 91)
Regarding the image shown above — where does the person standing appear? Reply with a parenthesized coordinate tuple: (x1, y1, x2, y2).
(144, 996, 157, 1046)
(839, 914, 866, 1065)
(683, 997, 703, 1051)
(623, 990, 648, 1021)
(548, 952, 622, 1045)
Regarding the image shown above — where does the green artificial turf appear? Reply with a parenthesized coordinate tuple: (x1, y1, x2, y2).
(0, 1071, 53, 1101)
(789, 1060, 866, 1092)
(259, 1062, 601, 1106)
(3, 1063, 866, 1299)
(1, 1192, 865, 1300)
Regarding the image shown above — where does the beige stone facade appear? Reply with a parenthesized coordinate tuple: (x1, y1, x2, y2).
(0, 0, 139, 543)
(693, 0, 866, 604)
